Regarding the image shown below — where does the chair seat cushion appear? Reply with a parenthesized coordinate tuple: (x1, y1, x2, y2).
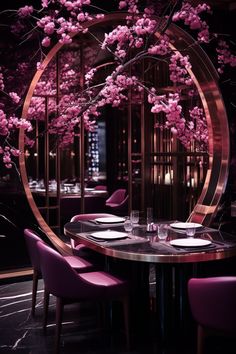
(106, 203, 120, 207)
(79, 271, 128, 298)
(64, 255, 93, 272)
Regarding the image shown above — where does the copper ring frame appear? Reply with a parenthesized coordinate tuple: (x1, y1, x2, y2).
(19, 13, 229, 255)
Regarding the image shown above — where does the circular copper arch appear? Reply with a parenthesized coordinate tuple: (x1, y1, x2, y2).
(19, 13, 229, 254)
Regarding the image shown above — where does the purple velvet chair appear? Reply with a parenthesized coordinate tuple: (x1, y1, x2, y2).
(94, 185, 107, 191)
(37, 241, 130, 353)
(24, 228, 94, 316)
(105, 189, 127, 208)
(108, 194, 129, 215)
(106, 195, 129, 216)
(70, 213, 116, 256)
(188, 276, 236, 354)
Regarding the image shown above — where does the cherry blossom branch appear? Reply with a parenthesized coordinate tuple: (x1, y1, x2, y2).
(0, 0, 235, 168)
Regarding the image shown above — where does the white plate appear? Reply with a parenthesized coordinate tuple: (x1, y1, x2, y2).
(91, 190, 106, 193)
(170, 222, 203, 229)
(90, 230, 128, 240)
(170, 238, 212, 247)
(95, 217, 125, 224)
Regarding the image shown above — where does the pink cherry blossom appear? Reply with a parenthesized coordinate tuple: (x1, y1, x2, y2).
(42, 36, 51, 47)
(9, 92, 20, 104)
(17, 5, 33, 18)
(172, 2, 210, 43)
(216, 40, 236, 73)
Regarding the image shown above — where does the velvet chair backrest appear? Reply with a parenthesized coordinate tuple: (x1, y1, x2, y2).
(188, 276, 236, 334)
(37, 241, 95, 299)
(70, 213, 116, 222)
(106, 189, 126, 205)
(111, 195, 129, 210)
(24, 228, 43, 272)
(94, 185, 107, 190)
(70, 213, 117, 248)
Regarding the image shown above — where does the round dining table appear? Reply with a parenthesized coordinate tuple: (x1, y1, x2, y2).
(64, 220, 236, 340)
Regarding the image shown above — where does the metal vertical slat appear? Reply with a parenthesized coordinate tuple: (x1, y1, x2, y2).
(128, 89, 132, 213)
(35, 120, 39, 180)
(44, 96, 49, 224)
(140, 60, 145, 214)
(80, 43, 85, 213)
(56, 53, 61, 232)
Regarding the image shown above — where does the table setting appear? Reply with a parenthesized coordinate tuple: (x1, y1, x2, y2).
(66, 212, 236, 257)
(77, 230, 149, 246)
(148, 221, 236, 254)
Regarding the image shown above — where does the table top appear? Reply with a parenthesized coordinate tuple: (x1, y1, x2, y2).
(64, 221, 236, 264)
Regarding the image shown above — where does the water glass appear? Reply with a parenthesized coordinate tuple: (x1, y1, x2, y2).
(158, 224, 169, 241)
(124, 217, 133, 234)
(186, 227, 196, 238)
(130, 210, 139, 224)
(146, 207, 153, 224)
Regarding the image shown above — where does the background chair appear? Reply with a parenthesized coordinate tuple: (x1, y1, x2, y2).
(37, 241, 130, 353)
(24, 228, 94, 316)
(105, 188, 127, 208)
(188, 276, 236, 354)
(60, 195, 107, 229)
(70, 213, 116, 257)
(106, 194, 129, 216)
(94, 185, 107, 191)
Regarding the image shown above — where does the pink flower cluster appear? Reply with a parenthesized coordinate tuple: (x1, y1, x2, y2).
(35, 0, 94, 46)
(0, 109, 32, 167)
(0, 146, 21, 169)
(189, 106, 208, 147)
(172, 2, 210, 43)
(0, 109, 8, 136)
(45, 69, 139, 147)
(216, 40, 236, 74)
(119, 0, 138, 15)
(0, 67, 4, 91)
(148, 91, 182, 118)
(99, 74, 138, 107)
(169, 53, 193, 86)
(148, 91, 208, 150)
(9, 92, 20, 104)
(17, 5, 33, 18)
(85, 68, 97, 85)
(148, 35, 170, 56)
(101, 13, 157, 59)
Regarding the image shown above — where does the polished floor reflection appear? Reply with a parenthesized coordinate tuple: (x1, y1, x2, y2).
(0, 278, 235, 354)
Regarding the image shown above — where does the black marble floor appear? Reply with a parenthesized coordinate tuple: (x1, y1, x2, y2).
(0, 278, 234, 354)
